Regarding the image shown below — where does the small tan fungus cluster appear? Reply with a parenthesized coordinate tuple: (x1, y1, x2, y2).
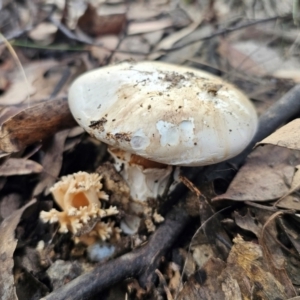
(75, 220, 122, 245)
(40, 172, 119, 241)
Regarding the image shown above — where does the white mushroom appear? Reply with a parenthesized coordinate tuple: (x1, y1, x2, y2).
(68, 61, 258, 230)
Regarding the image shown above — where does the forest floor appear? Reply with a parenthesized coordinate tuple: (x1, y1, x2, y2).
(0, 1, 300, 299)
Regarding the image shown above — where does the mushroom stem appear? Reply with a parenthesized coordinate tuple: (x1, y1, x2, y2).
(108, 146, 174, 233)
(108, 146, 173, 204)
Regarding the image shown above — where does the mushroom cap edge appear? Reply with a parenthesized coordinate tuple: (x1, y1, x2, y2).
(68, 61, 258, 166)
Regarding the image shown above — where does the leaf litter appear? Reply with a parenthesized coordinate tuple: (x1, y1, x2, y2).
(0, 199, 36, 300)
(1, 0, 300, 299)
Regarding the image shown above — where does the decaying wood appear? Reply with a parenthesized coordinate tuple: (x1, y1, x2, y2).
(0, 97, 76, 153)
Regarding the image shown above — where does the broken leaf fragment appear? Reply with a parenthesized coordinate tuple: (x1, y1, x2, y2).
(224, 236, 289, 299)
(177, 236, 289, 299)
(258, 118, 300, 151)
(275, 164, 300, 209)
(0, 199, 36, 300)
(213, 145, 300, 203)
(0, 158, 43, 176)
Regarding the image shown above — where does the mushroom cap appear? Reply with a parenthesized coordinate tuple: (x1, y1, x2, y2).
(68, 61, 258, 166)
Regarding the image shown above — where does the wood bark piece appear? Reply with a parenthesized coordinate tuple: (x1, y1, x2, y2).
(0, 97, 76, 153)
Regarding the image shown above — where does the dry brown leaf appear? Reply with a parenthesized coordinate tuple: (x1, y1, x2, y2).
(234, 209, 261, 237)
(278, 217, 300, 256)
(0, 177, 6, 191)
(128, 18, 173, 35)
(273, 70, 300, 83)
(274, 165, 300, 209)
(192, 243, 214, 268)
(0, 74, 10, 96)
(143, 31, 164, 47)
(0, 193, 22, 219)
(223, 235, 288, 299)
(67, 126, 85, 138)
(219, 39, 300, 80)
(154, 19, 202, 51)
(28, 22, 58, 45)
(78, 4, 126, 36)
(150, 42, 201, 62)
(233, 208, 295, 295)
(276, 196, 300, 211)
(233, 206, 297, 296)
(63, 126, 85, 152)
(178, 235, 291, 299)
(259, 212, 296, 297)
(109, 35, 150, 62)
(213, 145, 300, 202)
(258, 119, 300, 151)
(0, 98, 76, 153)
(33, 129, 70, 196)
(14, 267, 49, 299)
(111, 51, 146, 63)
(119, 36, 150, 55)
(0, 60, 61, 105)
(127, 3, 167, 20)
(0, 199, 36, 300)
(0, 158, 43, 176)
(177, 257, 226, 300)
(218, 39, 267, 76)
(149, 24, 212, 63)
(88, 35, 119, 64)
